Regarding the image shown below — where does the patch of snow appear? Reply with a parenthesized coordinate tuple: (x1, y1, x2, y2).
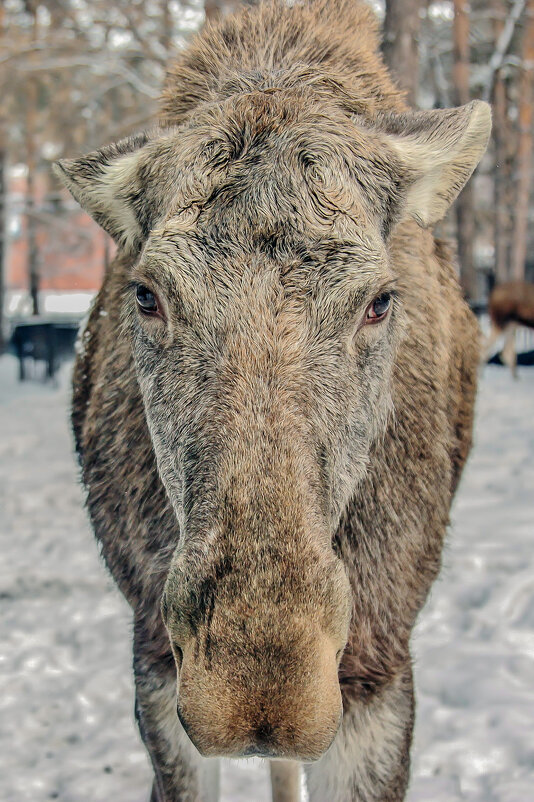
(0, 356, 533, 801)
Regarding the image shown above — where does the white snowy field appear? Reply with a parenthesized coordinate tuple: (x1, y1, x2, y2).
(0, 354, 533, 802)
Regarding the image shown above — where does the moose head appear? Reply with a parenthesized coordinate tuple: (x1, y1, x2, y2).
(56, 93, 490, 760)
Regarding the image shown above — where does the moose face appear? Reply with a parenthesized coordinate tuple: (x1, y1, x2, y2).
(129, 216, 394, 759)
(56, 92, 490, 760)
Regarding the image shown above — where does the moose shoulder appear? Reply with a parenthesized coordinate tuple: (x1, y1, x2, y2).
(55, 1, 491, 800)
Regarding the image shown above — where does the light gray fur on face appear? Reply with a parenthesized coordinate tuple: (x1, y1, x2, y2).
(128, 214, 400, 534)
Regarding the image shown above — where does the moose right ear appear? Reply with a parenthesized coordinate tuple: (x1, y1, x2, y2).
(54, 132, 159, 254)
(379, 100, 492, 229)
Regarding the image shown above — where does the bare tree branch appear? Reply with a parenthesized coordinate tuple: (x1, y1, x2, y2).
(14, 55, 162, 98)
(483, 0, 527, 101)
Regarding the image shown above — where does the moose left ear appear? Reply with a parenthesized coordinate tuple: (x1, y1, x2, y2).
(381, 100, 492, 228)
(54, 131, 164, 254)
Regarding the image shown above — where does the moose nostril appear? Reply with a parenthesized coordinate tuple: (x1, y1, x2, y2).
(172, 643, 183, 667)
(255, 721, 274, 744)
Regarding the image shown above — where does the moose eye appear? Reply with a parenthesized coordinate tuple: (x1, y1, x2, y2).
(136, 284, 159, 315)
(365, 292, 391, 324)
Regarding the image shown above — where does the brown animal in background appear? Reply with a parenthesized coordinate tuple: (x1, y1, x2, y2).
(54, 1, 491, 800)
(485, 280, 534, 377)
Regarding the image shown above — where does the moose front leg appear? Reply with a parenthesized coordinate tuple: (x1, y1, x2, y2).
(305, 669, 414, 802)
(134, 636, 220, 802)
(270, 760, 301, 802)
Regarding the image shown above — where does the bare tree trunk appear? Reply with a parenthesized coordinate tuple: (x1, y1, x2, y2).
(0, 146, 5, 352)
(492, 0, 512, 283)
(26, 78, 39, 317)
(453, 0, 477, 302)
(483, 0, 527, 101)
(0, 3, 5, 350)
(382, 0, 422, 107)
(204, 0, 242, 23)
(26, 10, 40, 316)
(160, 0, 171, 54)
(493, 74, 512, 283)
(511, 0, 534, 281)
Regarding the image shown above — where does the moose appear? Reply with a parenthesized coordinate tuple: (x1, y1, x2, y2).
(485, 279, 534, 377)
(55, 1, 491, 800)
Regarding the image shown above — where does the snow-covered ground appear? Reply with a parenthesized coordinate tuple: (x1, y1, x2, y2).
(0, 354, 533, 802)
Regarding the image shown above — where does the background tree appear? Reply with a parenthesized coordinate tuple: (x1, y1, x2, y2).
(385, 0, 534, 299)
(0, 4, 6, 349)
(492, 0, 514, 283)
(382, 0, 422, 107)
(204, 0, 242, 22)
(0, 0, 204, 331)
(511, 0, 534, 279)
(2, 0, 534, 347)
(452, 0, 476, 301)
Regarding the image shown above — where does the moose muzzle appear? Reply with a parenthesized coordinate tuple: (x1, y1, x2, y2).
(174, 617, 344, 760)
(162, 542, 351, 761)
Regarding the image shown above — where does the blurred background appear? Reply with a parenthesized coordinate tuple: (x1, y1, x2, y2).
(1, 3, 534, 802)
(2, 0, 534, 346)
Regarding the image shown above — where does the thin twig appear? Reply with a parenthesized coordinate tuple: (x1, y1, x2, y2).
(483, 0, 527, 101)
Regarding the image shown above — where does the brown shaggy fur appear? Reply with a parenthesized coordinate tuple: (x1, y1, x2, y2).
(489, 280, 534, 331)
(56, 2, 490, 800)
(485, 280, 534, 377)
